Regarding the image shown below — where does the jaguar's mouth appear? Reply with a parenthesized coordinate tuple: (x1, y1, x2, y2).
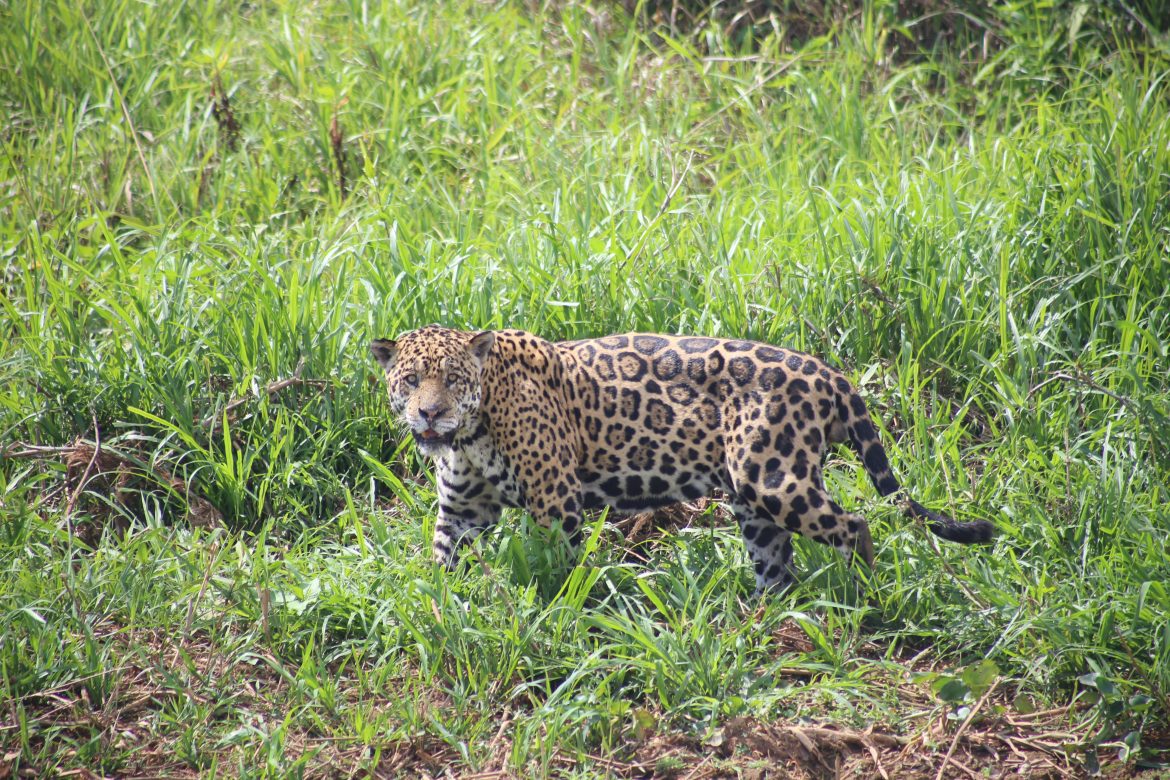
(413, 428, 455, 448)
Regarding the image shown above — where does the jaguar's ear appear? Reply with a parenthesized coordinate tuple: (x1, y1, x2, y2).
(467, 331, 496, 365)
(370, 339, 398, 372)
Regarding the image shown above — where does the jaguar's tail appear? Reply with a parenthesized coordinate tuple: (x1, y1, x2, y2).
(842, 390, 994, 544)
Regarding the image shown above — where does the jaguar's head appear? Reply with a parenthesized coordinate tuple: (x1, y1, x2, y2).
(370, 325, 495, 455)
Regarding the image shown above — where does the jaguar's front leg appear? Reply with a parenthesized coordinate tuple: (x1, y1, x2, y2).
(433, 471, 502, 569)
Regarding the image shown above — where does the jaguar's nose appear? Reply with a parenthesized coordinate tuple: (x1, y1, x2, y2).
(418, 404, 449, 424)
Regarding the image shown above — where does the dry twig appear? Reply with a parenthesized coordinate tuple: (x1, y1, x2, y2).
(201, 366, 328, 432)
(935, 679, 1000, 780)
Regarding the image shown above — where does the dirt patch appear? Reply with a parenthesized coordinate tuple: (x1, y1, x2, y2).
(615, 711, 1147, 779)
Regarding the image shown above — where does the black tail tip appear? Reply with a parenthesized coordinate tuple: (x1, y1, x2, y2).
(907, 499, 995, 544)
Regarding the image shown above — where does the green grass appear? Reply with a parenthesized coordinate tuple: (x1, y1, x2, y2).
(2, 0, 1168, 776)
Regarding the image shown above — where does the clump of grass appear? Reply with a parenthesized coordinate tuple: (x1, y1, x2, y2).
(1, 0, 1168, 776)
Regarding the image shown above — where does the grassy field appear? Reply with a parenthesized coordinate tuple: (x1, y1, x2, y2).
(2, 0, 1169, 776)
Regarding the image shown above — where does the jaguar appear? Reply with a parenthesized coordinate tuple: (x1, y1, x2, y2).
(370, 325, 993, 593)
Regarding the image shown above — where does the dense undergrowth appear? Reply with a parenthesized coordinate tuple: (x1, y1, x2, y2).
(1, 0, 1168, 776)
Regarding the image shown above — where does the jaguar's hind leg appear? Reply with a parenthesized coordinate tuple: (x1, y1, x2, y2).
(730, 469, 875, 594)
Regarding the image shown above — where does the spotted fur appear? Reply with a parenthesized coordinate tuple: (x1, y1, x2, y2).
(371, 326, 994, 593)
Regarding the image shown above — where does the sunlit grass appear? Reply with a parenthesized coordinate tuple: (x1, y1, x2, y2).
(1, 0, 1168, 775)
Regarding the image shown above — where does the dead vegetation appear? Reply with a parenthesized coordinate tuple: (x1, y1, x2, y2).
(1, 438, 222, 544)
(210, 73, 241, 153)
(329, 102, 349, 200)
(1, 366, 331, 542)
(0, 615, 1150, 779)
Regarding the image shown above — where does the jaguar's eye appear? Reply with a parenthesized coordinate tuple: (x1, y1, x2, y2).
(402, 373, 420, 388)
